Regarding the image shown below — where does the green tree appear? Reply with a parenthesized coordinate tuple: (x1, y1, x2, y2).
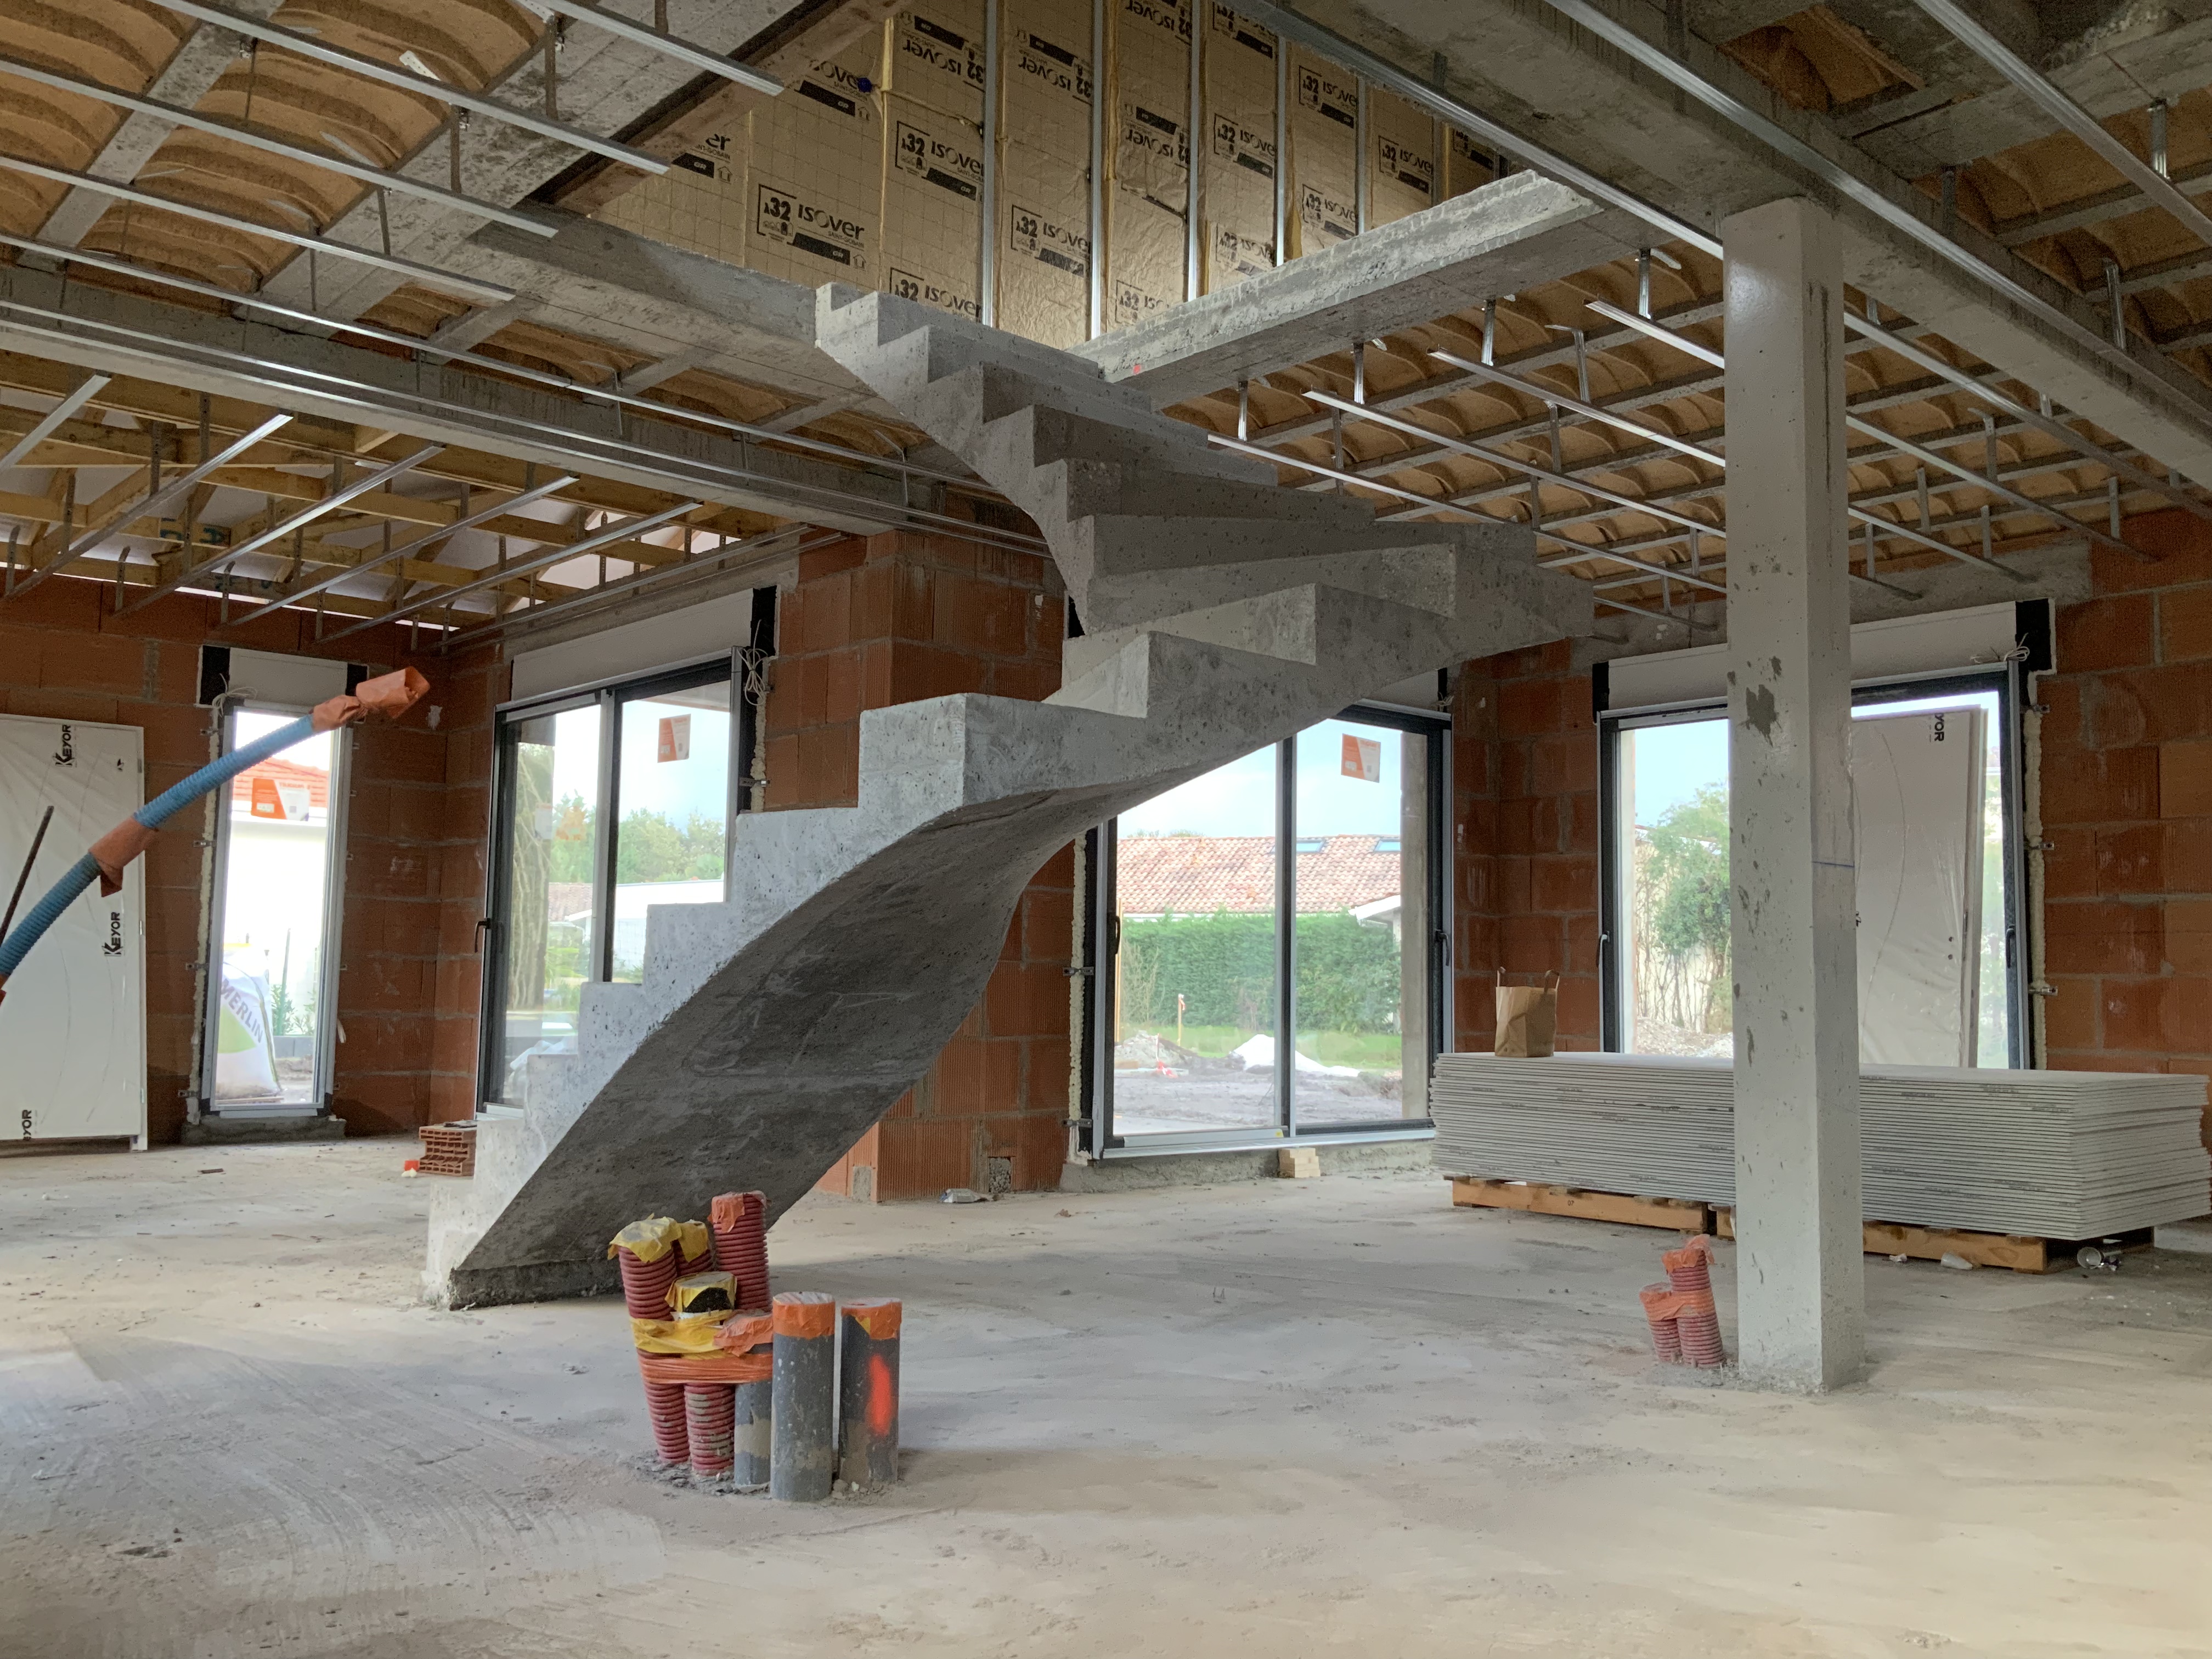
(611, 809, 727, 882)
(615, 809, 684, 881)
(545, 792, 597, 883)
(1645, 784, 1731, 1029)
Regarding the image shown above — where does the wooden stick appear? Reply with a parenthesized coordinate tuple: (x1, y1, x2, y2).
(0, 805, 54, 946)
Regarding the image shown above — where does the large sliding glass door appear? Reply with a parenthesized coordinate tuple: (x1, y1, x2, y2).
(480, 659, 735, 1108)
(1088, 704, 1447, 1151)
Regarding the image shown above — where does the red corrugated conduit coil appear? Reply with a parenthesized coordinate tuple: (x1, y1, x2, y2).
(709, 1190, 771, 1312)
(1642, 1236, 1727, 1367)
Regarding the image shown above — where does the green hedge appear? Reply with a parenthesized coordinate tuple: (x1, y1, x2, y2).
(1121, 911, 1400, 1034)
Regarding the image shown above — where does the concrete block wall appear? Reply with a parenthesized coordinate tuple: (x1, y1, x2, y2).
(1449, 637, 1602, 1054)
(0, 579, 493, 1142)
(765, 526, 1076, 1200)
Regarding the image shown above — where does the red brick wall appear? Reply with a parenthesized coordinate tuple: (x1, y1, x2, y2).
(0, 578, 497, 1142)
(334, 647, 502, 1135)
(1450, 639, 1602, 1054)
(2038, 507, 2212, 1107)
(1444, 509, 2212, 1121)
(763, 528, 1074, 1199)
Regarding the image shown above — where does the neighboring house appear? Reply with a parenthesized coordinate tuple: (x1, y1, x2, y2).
(1118, 833, 1401, 919)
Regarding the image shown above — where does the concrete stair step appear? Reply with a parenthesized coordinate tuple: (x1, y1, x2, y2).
(422, 293, 1578, 1310)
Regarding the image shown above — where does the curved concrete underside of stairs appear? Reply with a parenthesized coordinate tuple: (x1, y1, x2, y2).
(425, 292, 1586, 1307)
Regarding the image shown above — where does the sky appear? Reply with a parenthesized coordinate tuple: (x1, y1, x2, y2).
(1119, 719, 1410, 840)
(536, 695, 732, 825)
(1625, 688, 2002, 828)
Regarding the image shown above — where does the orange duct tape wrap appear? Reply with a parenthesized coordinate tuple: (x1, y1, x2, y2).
(87, 819, 161, 897)
(842, 1299, 903, 1340)
(1637, 1287, 1716, 1321)
(310, 667, 430, 733)
(772, 1291, 837, 1340)
(715, 1312, 774, 1354)
(636, 1350, 773, 1386)
(1661, 1235, 1717, 1276)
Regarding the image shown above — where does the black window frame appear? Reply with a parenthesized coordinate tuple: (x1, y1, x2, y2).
(1598, 662, 2036, 1068)
(476, 652, 744, 1108)
(1079, 701, 1452, 1156)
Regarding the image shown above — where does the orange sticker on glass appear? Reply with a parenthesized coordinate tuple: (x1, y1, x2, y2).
(1341, 734, 1381, 782)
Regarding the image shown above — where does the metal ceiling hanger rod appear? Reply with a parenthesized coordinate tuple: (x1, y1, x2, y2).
(144, 0, 670, 173)
(324, 499, 702, 637)
(0, 372, 112, 473)
(532, 0, 782, 94)
(116, 443, 447, 614)
(1905, 0, 2212, 252)
(1530, 0, 2197, 397)
(0, 155, 515, 305)
(0, 56, 553, 236)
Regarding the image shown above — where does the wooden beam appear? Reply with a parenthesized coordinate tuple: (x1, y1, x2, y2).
(1447, 1178, 1713, 1233)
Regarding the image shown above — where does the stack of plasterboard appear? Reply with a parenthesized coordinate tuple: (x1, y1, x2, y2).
(1430, 1053, 2211, 1240)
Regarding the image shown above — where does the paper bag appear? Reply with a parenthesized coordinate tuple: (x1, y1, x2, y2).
(1493, 972, 1559, 1057)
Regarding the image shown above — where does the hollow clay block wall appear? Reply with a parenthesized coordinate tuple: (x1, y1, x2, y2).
(2037, 507, 2212, 1141)
(1451, 639, 1604, 1057)
(0, 580, 493, 1141)
(763, 527, 1075, 1198)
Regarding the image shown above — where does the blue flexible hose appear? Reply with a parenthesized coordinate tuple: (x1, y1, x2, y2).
(0, 714, 317, 978)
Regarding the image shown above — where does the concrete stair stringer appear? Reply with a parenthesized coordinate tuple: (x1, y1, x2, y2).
(424, 291, 1586, 1306)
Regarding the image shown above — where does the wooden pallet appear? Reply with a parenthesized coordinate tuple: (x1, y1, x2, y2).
(1447, 1180, 2153, 1273)
(1711, 1207, 2154, 1273)
(1448, 1177, 1711, 1233)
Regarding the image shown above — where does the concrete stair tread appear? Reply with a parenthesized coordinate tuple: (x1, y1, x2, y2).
(424, 289, 1579, 1308)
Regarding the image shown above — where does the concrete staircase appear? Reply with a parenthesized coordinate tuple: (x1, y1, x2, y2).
(424, 289, 1585, 1306)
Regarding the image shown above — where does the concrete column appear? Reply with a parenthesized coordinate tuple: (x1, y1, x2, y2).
(1721, 196, 1866, 1392)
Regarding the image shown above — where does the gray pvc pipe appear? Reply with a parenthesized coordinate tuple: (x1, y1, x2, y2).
(770, 1291, 836, 1502)
(838, 1300, 901, 1488)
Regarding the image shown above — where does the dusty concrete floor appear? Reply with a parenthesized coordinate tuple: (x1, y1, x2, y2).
(2, 1141, 2208, 1659)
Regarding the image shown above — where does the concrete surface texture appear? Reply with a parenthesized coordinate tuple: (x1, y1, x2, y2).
(1070, 172, 1649, 407)
(1721, 199, 1867, 1392)
(426, 295, 1579, 1307)
(7, 1141, 2211, 1658)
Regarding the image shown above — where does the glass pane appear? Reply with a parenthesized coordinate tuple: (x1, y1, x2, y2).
(1291, 720, 1421, 1125)
(1853, 690, 2010, 1066)
(611, 681, 732, 982)
(1617, 692, 2013, 1066)
(211, 710, 335, 1109)
(1112, 744, 1279, 1136)
(1617, 718, 1733, 1058)
(494, 703, 602, 1103)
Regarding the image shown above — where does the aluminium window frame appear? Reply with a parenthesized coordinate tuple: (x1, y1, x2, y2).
(1597, 663, 2035, 1067)
(1080, 700, 1452, 1158)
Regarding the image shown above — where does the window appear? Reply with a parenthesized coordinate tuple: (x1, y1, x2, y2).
(481, 659, 737, 1106)
(1082, 706, 1448, 1150)
(201, 706, 348, 1114)
(1601, 670, 2026, 1068)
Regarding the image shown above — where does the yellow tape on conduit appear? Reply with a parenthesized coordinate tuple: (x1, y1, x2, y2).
(606, 1216, 681, 1262)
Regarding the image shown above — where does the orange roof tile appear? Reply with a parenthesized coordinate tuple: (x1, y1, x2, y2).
(1116, 834, 1400, 917)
